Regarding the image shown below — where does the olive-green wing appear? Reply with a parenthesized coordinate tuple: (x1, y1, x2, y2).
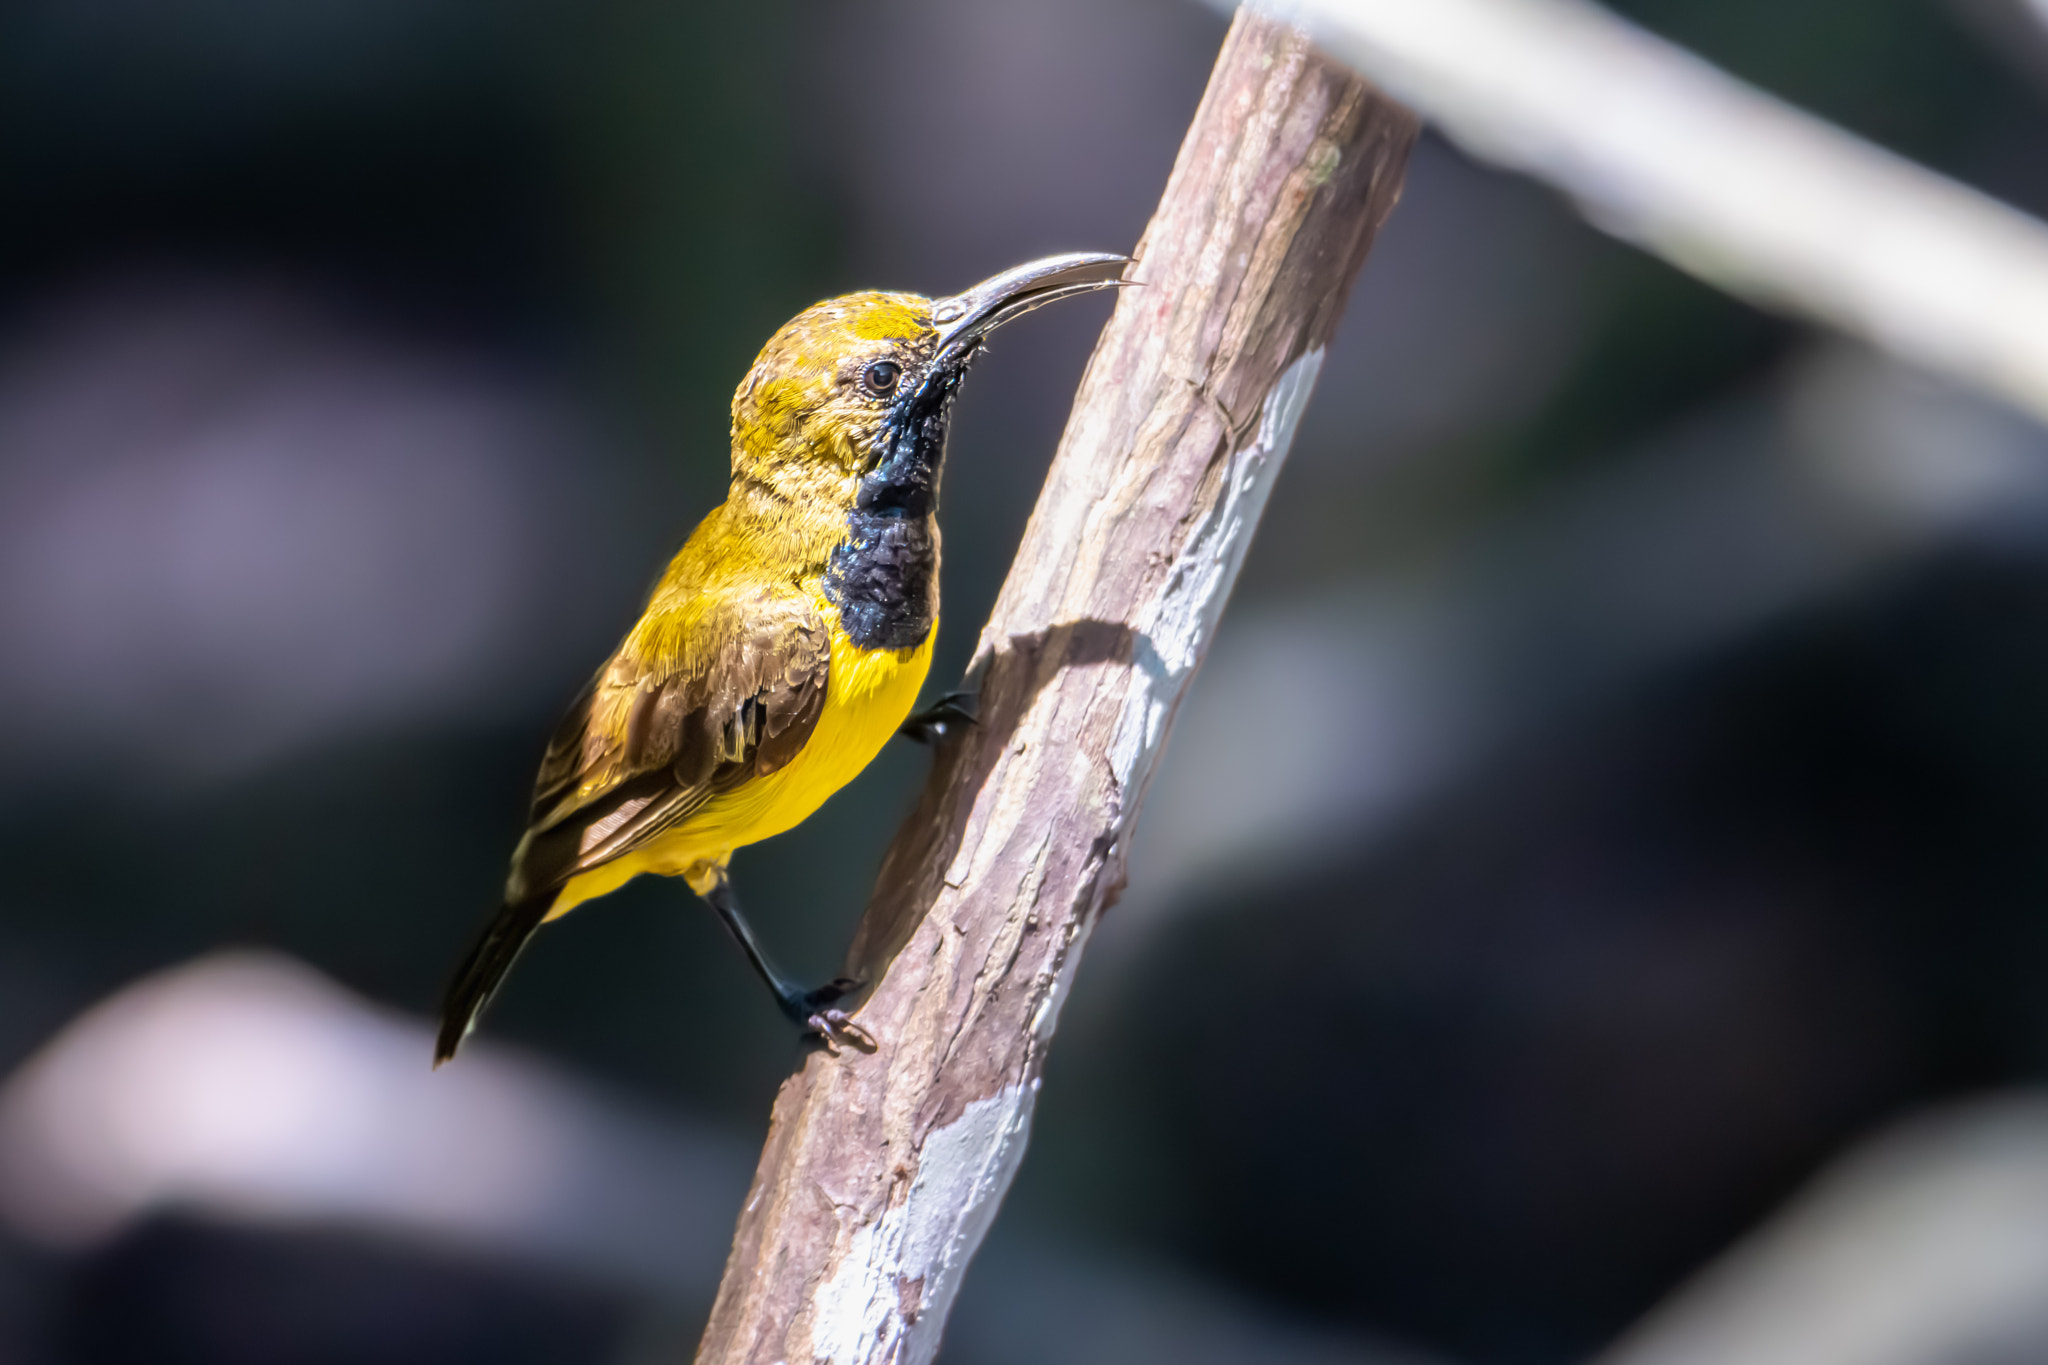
(435, 588, 829, 1063)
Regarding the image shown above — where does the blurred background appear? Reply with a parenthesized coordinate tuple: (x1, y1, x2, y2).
(4, 0, 2048, 1361)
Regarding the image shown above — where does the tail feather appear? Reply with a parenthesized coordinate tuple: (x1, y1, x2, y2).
(435, 893, 555, 1066)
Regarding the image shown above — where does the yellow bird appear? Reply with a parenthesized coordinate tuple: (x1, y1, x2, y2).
(436, 253, 1127, 1064)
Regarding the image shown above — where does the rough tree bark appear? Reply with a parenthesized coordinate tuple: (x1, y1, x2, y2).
(695, 13, 1418, 1363)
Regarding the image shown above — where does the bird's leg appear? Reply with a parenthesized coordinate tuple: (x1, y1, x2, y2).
(697, 868, 877, 1054)
(898, 689, 978, 745)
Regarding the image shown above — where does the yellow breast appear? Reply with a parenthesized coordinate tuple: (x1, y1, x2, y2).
(546, 602, 933, 917)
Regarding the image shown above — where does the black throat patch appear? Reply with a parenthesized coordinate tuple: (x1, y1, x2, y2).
(822, 366, 962, 652)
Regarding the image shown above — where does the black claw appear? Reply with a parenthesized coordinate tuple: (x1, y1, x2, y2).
(778, 978, 876, 1052)
(899, 690, 980, 744)
(700, 871, 878, 1052)
(807, 1009, 879, 1055)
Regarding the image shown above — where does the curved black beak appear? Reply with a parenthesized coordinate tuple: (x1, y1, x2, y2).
(929, 252, 1131, 369)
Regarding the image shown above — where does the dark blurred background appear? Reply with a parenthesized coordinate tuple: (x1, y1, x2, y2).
(5, 1, 2048, 1362)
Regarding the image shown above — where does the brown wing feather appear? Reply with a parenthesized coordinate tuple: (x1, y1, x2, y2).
(527, 669, 601, 823)
(438, 586, 828, 1064)
(512, 586, 829, 899)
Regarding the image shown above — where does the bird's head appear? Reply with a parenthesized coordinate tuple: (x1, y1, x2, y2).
(729, 253, 1129, 515)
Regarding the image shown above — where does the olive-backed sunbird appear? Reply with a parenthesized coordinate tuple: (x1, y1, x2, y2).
(435, 253, 1129, 1064)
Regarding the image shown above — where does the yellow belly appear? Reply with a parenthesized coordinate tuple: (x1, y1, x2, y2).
(546, 619, 933, 918)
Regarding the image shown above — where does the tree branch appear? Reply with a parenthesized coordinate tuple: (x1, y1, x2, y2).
(694, 13, 1418, 1363)
(1254, 0, 2048, 426)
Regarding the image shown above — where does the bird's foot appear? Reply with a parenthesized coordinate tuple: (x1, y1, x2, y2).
(807, 1008, 877, 1055)
(787, 977, 878, 1055)
(899, 690, 979, 745)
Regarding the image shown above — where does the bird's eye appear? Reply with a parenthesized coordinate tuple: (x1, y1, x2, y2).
(862, 360, 901, 397)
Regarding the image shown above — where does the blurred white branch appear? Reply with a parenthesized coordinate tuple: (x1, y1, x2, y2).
(1232, 0, 2048, 427)
(0, 953, 1452, 1365)
(0, 953, 752, 1297)
(1599, 1095, 2048, 1365)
